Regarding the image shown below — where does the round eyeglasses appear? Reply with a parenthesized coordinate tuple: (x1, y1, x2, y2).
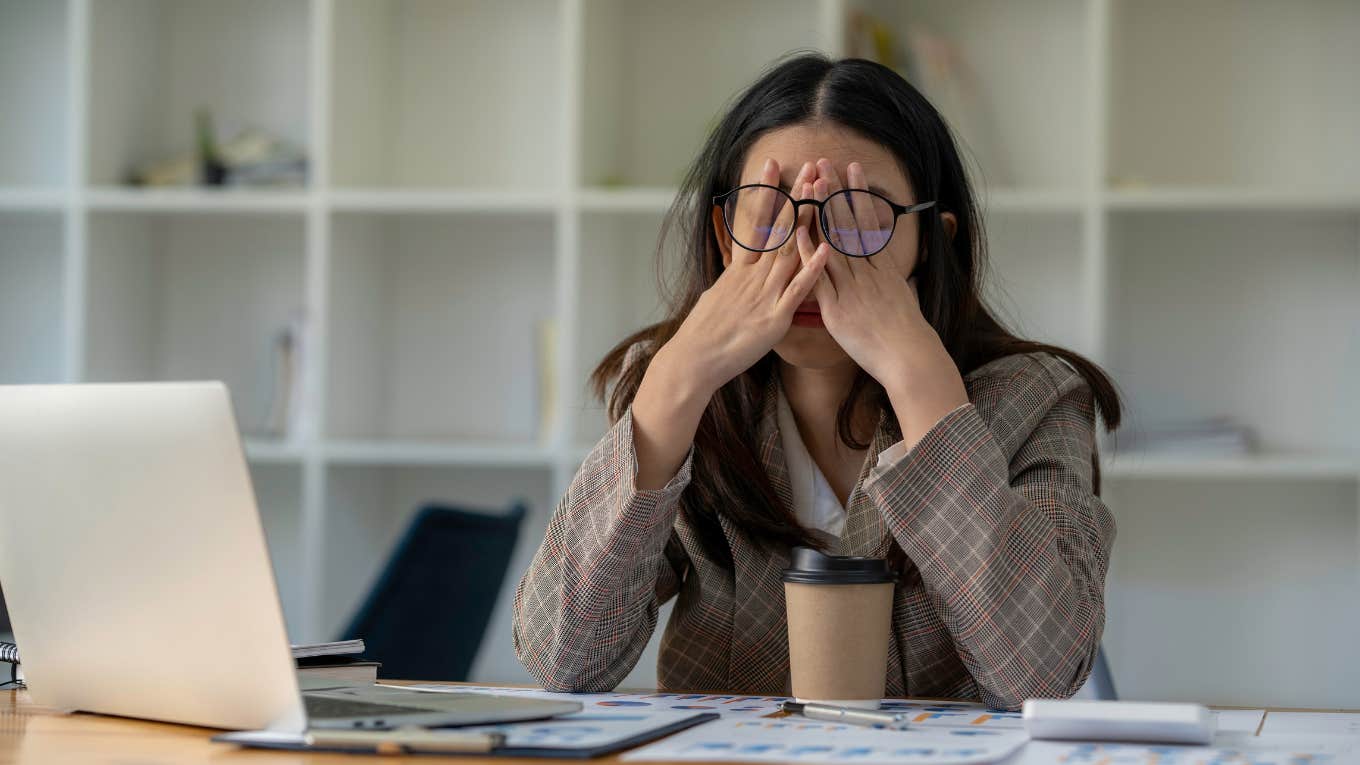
(712, 183, 937, 258)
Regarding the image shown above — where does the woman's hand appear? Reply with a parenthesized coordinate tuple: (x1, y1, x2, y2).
(798, 158, 969, 446)
(632, 158, 828, 491)
(661, 157, 831, 397)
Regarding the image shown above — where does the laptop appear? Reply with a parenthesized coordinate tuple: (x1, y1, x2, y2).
(0, 381, 578, 732)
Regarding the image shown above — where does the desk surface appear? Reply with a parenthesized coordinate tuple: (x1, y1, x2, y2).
(1, 683, 1356, 764)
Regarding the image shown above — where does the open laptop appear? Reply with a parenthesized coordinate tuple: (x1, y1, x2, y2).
(0, 381, 578, 732)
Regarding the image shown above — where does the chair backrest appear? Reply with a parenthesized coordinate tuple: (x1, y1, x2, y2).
(1089, 645, 1119, 700)
(338, 501, 527, 682)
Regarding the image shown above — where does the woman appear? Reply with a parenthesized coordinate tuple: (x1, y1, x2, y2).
(512, 53, 1120, 712)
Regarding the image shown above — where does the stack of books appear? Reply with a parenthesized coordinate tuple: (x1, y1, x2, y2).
(293, 640, 380, 685)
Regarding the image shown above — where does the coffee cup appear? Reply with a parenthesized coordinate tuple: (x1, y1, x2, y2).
(782, 546, 895, 709)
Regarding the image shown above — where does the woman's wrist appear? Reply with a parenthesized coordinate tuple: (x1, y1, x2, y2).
(629, 344, 714, 491)
(653, 340, 722, 407)
(886, 379, 970, 450)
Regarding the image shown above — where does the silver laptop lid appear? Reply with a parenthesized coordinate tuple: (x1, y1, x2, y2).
(0, 382, 306, 733)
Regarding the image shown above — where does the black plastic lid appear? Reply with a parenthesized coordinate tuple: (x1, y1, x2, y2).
(781, 547, 894, 585)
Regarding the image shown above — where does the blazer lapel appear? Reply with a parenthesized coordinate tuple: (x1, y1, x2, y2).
(833, 406, 901, 558)
(721, 369, 793, 694)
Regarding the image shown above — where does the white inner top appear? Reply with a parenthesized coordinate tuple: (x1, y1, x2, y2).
(775, 382, 910, 540)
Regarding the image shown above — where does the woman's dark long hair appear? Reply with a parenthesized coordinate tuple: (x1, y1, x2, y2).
(588, 52, 1122, 563)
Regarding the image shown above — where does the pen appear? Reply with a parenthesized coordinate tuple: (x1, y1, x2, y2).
(782, 700, 911, 731)
(308, 727, 506, 754)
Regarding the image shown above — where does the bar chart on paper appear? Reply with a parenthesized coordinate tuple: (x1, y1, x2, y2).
(877, 700, 1025, 729)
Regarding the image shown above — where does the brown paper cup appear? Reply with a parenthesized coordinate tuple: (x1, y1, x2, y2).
(783, 548, 895, 709)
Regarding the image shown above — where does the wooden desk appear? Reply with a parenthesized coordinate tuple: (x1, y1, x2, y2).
(1, 685, 1356, 764)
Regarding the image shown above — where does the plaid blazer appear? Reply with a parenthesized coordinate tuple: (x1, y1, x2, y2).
(513, 342, 1115, 711)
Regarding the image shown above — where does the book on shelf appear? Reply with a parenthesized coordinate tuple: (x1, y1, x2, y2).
(252, 310, 309, 442)
(845, 9, 1012, 188)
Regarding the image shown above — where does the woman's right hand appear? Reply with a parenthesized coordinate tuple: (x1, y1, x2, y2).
(660, 158, 831, 396)
(630, 159, 827, 491)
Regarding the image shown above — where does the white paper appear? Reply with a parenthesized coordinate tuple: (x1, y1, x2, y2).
(621, 718, 1028, 764)
(214, 730, 309, 747)
(387, 684, 789, 717)
(1212, 709, 1266, 735)
(1259, 712, 1360, 738)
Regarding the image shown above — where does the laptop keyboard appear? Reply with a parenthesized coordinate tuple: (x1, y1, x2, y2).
(304, 694, 439, 720)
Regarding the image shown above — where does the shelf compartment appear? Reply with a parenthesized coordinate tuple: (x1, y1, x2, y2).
(83, 212, 307, 438)
(1108, 0, 1360, 189)
(322, 464, 553, 681)
(580, 0, 822, 188)
(1102, 477, 1360, 708)
(87, 0, 312, 187)
(327, 211, 557, 442)
(980, 211, 1094, 358)
(253, 464, 307, 640)
(0, 0, 69, 188)
(1106, 210, 1360, 456)
(330, 0, 562, 189)
(571, 210, 677, 446)
(845, 0, 1092, 193)
(0, 212, 66, 384)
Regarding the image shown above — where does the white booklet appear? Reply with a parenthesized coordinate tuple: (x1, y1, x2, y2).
(290, 640, 365, 659)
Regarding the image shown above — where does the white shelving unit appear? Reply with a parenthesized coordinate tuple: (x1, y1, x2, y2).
(1, 0, 1355, 706)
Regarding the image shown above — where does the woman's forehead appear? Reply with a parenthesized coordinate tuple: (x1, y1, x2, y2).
(739, 124, 910, 197)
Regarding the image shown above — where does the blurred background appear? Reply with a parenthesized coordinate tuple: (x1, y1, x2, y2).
(0, 0, 1356, 708)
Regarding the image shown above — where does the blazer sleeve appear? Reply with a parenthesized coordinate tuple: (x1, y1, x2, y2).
(511, 342, 695, 692)
(864, 357, 1115, 711)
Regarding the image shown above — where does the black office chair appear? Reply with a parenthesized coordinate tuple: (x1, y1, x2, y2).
(1090, 645, 1119, 700)
(338, 501, 527, 682)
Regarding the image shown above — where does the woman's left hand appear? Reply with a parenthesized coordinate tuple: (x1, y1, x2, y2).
(797, 158, 970, 445)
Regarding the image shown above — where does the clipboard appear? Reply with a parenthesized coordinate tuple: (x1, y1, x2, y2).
(214, 711, 719, 758)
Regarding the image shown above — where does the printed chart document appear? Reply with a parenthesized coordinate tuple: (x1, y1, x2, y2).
(215, 710, 716, 758)
(878, 700, 1024, 729)
(620, 718, 1028, 765)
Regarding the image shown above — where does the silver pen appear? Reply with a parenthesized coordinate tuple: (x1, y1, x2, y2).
(781, 700, 911, 730)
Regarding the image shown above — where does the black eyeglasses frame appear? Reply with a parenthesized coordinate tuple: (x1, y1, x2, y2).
(711, 183, 937, 258)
